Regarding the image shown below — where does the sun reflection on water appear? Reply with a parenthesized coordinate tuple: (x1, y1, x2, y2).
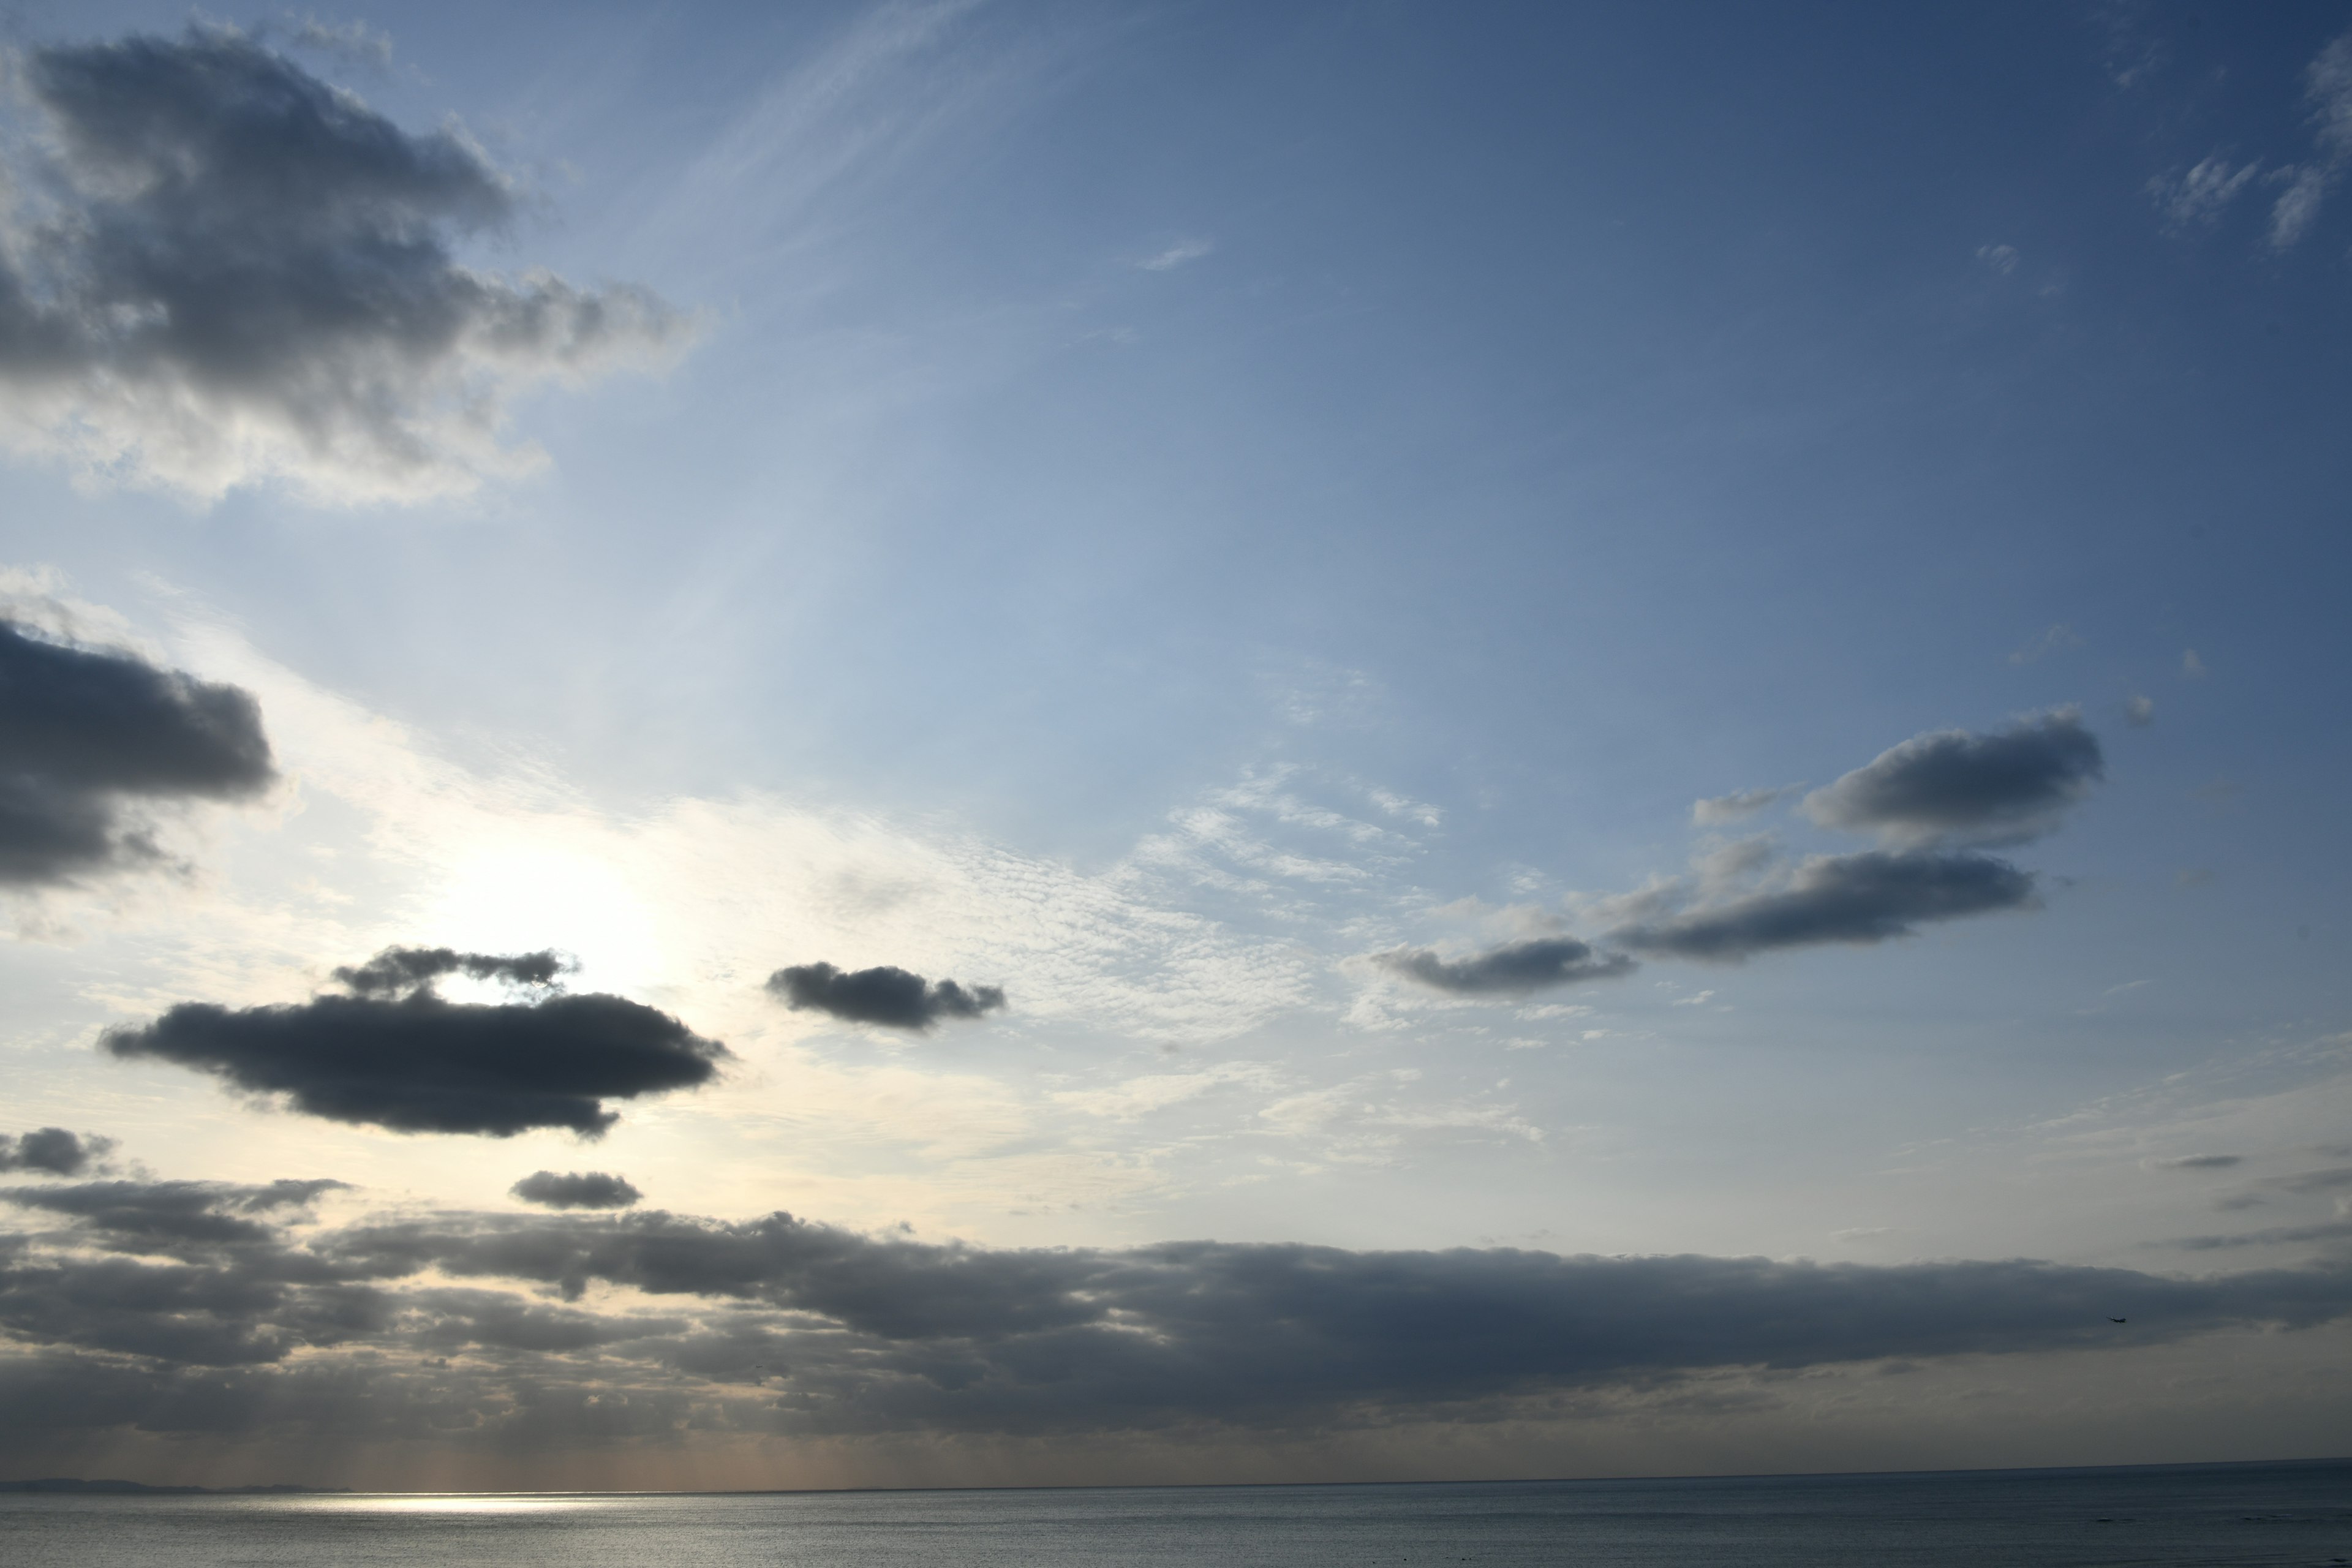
(287, 1493, 624, 1516)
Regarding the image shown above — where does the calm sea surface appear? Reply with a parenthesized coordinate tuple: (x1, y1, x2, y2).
(4, 1460, 2348, 1567)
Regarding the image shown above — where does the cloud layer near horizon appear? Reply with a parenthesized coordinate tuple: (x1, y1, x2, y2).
(1, 1175, 2346, 1453)
(0, 27, 690, 503)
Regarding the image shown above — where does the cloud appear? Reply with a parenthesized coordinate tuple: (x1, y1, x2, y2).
(0, 1129, 115, 1177)
(510, 1171, 642, 1210)
(2, 1178, 344, 1251)
(330, 946, 570, 997)
(2149, 156, 2261, 228)
(2007, 624, 2081, 665)
(1801, 710, 2103, 848)
(102, 971, 728, 1136)
(5, 1181, 2352, 1449)
(766, 962, 1006, 1031)
(2182, 650, 2208, 679)
(2146, 1154, 2242, 1171)
(0, 620, 275, 888)
(0, 26, 692, 505)
(2270, 31, 2352, 249)
(1373, 937, 1636, 996)
(1610, 850, 2037, 962)
(1137, 238, 1213, 271)
(2125, 694, 2155, 728)
(285, 17, 394, 70)
(1691, 785, 1797, 826)
(1975, 243, 2019, 274)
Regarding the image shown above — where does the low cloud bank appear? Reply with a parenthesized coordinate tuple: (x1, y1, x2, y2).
(0, 620, 274, 888)
(767, 962, 1006, 1030)
(2, 1177, 2348, 1448)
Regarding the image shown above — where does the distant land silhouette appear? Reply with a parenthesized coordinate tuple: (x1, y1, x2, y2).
(0, 1479, 345, 1495)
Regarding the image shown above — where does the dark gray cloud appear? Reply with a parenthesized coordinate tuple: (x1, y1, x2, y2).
(1611, 851, 2038, 962)
(1803, 711, 2103, 848)
(0, 1128, 115, 1176)
(767, 962, 1006, 1030)
(331, 946, 570, 997)
(0, 26, 689, 503)
(0, 620, 274, 887)
(4, 1182, 2351, 1449)
(1374, 937, 1635, 996)
(2147, 1154, 2243, 1171)
(103, 986, 728, 1138)
(2, 1179, 345, 1252)
(511, 1171, 642, 1210)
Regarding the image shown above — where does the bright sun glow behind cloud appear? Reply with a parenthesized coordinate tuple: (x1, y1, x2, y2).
(421, 840, 667, 1000)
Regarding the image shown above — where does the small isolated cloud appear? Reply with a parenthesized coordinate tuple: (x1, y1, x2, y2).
(2182, 650, 2207, 679)
(331, 946, 570, 997)
(0, 619, 275, 889)
(1373, 936, 1636, 997)
(510, 1170, 641, 1210)
(2124, 694, 2155, 728)
(2270, 31, 2352, 249)
(2146, 1154, 2242, 1171)
(1976, 243, 2019, 274)
(1137, 237, 1213, 271)
(1611, 850, 2037, 962)
(0, 1128, 115, 1177)
(1691, 785, 1797, 826)
(0, 26, 692, 505)
(766, 962, 1006, 1031)
(1803, 710, 2103, 848)
(103, 954, 727, 1137)
(2149, 156, 2261, 229)
(2007, 624, 2082, 665)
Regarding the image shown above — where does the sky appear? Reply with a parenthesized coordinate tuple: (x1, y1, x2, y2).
(1, 0, 2350, 1491)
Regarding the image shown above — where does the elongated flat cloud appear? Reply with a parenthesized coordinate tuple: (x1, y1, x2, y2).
(103, 985, 727, 1137)
(1611, 850, 2037, 961)
(1691, 785, 1797, 826)
(0, 27, 690, 504)
(1803, 712, 2103, 848)
(1, 1178, 344, 1250)
(331, 946, 570, 997)
(511, 1171, 642, 1210)
(767, 962, 1006, 1030)
(1374, 937, 1635, 995)
(0, 1129, 114, 1177)
(3, 1182, 2350, 1449)
(0, 620, 274, 887)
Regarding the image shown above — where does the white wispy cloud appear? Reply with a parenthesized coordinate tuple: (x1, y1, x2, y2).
(1137, 237, 1215, 271)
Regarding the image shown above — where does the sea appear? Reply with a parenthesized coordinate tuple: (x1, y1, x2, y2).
(3, 1459, 2347, 1567)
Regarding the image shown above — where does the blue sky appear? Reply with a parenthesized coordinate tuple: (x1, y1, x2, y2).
(1, 0, 2350, 1488)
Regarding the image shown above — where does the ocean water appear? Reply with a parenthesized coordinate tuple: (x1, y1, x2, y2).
(4, 1460, 2347, 1567)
